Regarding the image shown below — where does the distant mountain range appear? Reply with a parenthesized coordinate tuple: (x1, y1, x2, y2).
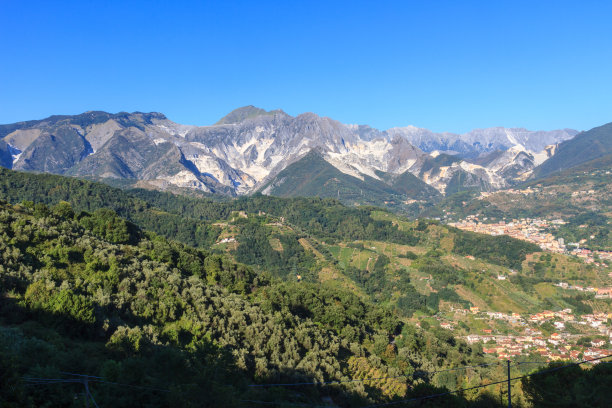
(0, 106, 595, 205)
(391, 126, 577, 158)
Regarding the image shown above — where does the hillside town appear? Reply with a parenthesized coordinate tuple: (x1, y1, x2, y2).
(445, 211, 612, 362)
(448, 215, 612, 266)
(435, 307, 612, 363)
(449, 216, 568, 253)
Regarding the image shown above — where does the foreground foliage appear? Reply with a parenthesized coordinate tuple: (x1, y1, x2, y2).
(0, 200, 493, 407)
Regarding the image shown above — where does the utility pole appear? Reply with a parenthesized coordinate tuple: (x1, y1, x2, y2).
(82, 378, 90, 408)
(507, 359, 512, 408)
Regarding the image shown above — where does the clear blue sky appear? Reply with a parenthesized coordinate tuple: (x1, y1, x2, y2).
(1, 0, 611, 133)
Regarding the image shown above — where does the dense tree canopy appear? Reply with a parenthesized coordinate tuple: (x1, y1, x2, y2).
(0, 200, 494, 406)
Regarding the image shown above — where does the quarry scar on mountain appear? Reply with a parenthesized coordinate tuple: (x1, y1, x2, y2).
(0, 106, 578, 198)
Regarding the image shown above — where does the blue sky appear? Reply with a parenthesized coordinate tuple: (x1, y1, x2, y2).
(1, 0, 611, 133)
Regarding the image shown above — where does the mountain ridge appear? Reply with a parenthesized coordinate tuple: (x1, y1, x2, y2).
(0, 107, 580, 205)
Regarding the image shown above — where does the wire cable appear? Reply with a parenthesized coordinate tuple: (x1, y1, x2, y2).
(60, 372, 170, 393)
(248, 362, 500, 387)
(89, 378, 171, 393)
(23, 355, 612, 407)
(88, 389, 101, 408)
(240, 399, 331, 407)
(23, 376, 83, 382)
(23, 373, 170, 393)
(362, 354, 612, 408)
(61, 371, 104, 379)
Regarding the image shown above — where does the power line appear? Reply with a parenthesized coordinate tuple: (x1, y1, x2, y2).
(362, 354, 612, 408)
(248, 357, 609, 390)
(240, 356, 612, 407)
(23, 380, 83, 386)
(426, 362, 501, 375)
(24, 379, 82, 383)
(22, 370, 172, 408)
(23, 376, 84, 382)
(61, 372, 171, 393)
(240, 399, 331, 407)
(22, 355, 612, 407)
(90, 378, 171, 393)
(61, 371, 104, 379)
(248, 362, 500, 388)
(517, 360, 612, 366)
(24, 375, 99, 408)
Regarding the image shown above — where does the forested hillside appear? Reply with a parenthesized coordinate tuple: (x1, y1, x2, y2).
(0, 168, 545, 318)
(0, 199, 508, 407)
(0, 168, 538, 267)
(1, 168, 610, 407)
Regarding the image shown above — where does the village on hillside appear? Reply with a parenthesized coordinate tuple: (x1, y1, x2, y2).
(442, 195, 612, 363)
(448, 215, 612, 267)
(433, 307, 612, 362)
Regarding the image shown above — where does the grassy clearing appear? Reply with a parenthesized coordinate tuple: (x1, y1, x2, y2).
(269, 237, 283, 251)
(299, 238, 325, 260)
(328, 245, 341, 258)
(339, 247, 355, 267)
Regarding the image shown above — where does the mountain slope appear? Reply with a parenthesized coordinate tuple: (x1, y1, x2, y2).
(13, 124, 92, 174)
(259, 150, 409, 207)
(0, 199, 408, 406)
(383, 170, 441, 199)
(532, 121, 612, 179)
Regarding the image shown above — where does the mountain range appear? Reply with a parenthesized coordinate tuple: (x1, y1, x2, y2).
(0, 106, 587, 204)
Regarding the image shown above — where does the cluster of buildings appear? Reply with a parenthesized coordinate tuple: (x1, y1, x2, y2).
(478, 187, 541, 199)
(449, 215, 611, 267)
(569, 248, 612, 267)
(449, 216, 568, 253)
(527, 309, 573, 324)
(473, 332, 611, 363)
(451, 309, 612, 362)
(554, 282, 612, 299)
(570, 189, 597, 198)
(444, 175, 611, 362)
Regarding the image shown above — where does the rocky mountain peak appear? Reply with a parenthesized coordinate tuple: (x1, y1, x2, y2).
(214, 105, 288, 125)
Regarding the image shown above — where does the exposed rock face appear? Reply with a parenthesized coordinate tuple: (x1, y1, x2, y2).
(0, 107, 578, 198)
(14, 125, 92, 174)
